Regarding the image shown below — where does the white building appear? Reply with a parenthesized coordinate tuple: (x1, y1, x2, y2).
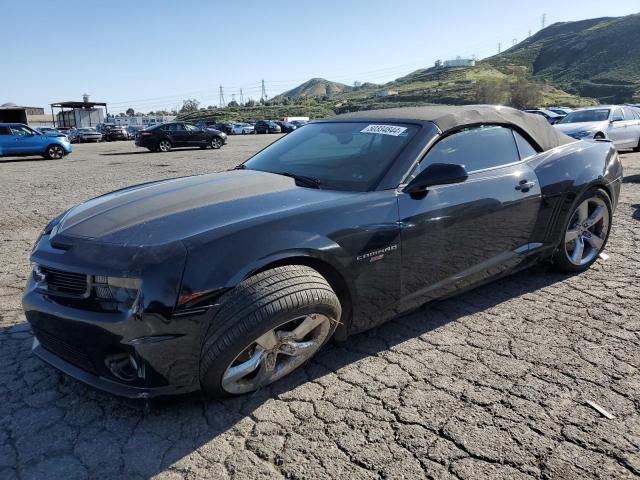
(442, 57, 476, 68)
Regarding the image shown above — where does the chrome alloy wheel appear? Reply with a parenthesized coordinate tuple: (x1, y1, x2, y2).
(211, 137, 222, 149)
(564, 196, 610, 266)
(221, 314, 333, 394)
(158, 140, 171, 152)
(48, 145, 64, 159)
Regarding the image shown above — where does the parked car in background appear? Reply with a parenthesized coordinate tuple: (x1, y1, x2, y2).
(0, 123, 72, 159)
(524, 109, 564, 124)
(68, 127, 103, 143)
(230, 122, 255, 135)
(291, 120, 308, 129)
(23, 105, 622, 398)
(103, 125, 129, 141)
(554, 105, 640, 150)
(274, 121, 297, 133)
(135, 121, 227, 152)
(126, 126, 143, 139)
(254, 120, 282, 134)
(36, 128, 69, 141)
(547, 107, 573, 116)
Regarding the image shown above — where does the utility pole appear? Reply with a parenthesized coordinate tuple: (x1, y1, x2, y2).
(261, 79, 267, 102)
(542, 13, 546, 29)
(219, 85, 225, 108)
(240, 88, 244, 105)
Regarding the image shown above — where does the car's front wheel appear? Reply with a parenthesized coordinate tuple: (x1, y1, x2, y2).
(200, 265, 341, 397)
(158, 139, 172, 152)
(553, 188, 612, 272)
(210, 137, 222, 149)
(45, 144, 65, 160)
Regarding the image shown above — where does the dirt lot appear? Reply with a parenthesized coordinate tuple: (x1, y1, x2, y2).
(0, 138, 639, 479)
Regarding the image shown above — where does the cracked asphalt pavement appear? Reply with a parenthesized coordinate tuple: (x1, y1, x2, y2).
(1, 137, 639, 479)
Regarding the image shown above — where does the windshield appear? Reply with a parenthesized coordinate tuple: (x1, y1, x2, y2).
(243, 122, 419, 191)
(559, 109, 610, 124)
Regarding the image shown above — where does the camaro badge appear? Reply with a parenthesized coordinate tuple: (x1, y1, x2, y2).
(356, 244, 398, 262)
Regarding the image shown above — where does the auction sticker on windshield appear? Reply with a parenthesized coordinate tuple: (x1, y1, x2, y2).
(360, 124, 408, 136)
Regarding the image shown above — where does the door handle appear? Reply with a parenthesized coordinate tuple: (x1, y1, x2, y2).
(515, 180, 536, 192)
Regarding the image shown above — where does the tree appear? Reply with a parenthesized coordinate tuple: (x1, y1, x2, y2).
(125, 108, 135, 116)
(227, 100, 239, 108)
(509, 76, 543, 109)
(245, 99, 256, 108)
(474, 78, 508, 105)
(180, 99, 200, 113)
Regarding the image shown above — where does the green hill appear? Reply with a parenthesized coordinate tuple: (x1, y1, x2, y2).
(272, 78, 354, 101)
(483, 13, 640, 102)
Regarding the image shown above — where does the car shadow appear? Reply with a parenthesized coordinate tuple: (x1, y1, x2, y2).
(631, 204, 640, 221)
(2, 263, 577, 476)
(0, 157, 51, 164)
(100, 148, 205, 156)
(623, 174, 640, 184)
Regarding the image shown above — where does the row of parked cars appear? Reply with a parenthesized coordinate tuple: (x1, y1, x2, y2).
(197, 119, 308, 135)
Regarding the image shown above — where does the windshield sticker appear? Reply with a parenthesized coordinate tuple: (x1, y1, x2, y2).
(360, 124, 408, 136)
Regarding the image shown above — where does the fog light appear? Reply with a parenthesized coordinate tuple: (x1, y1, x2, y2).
(105, 353, 144, 382)
(93, 275, 141, 306)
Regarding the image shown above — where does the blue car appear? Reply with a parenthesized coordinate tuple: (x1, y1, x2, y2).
(0, 123, 72, 159)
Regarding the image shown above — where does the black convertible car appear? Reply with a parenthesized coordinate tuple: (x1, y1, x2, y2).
(23, 106, 622, 398)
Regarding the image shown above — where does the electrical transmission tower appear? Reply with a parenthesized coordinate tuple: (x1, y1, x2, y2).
(512, 38, 518, 46)
(261, 79, 267, 102)
(542, 13, 546, 29)
(498, 42, 501, 54)
(219, 85, 225, 107)
(240, 88, 244, 105)
(231, 93, 236, 104)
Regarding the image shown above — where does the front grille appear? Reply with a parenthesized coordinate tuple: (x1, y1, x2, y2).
(33, 327, 97, 375)
(40, 266, 88, 296)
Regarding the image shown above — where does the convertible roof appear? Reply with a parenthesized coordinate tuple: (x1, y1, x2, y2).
(332, 105, 575, 151)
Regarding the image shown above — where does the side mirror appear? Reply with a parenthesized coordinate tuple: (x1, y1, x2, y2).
(404, 163, 468, 194)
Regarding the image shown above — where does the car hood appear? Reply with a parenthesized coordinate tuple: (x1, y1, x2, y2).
(53, 170, 355, 246)
(554, 121, 608, 134)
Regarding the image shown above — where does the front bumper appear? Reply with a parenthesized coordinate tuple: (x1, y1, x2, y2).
(23, 233, 202, 398)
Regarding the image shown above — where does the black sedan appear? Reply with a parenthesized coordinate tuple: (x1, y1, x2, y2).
(23, 106, 622, 398)
(135, 122, 227, 152)
(254, 120, 281, 134)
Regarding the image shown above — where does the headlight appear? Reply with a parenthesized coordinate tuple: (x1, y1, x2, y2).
(93, 275, 142, 306)
(572, 130, 594, 138)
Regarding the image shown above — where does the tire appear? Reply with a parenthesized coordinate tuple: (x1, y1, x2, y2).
(200, 265, 341, 397)
(210, 137, 222, 149)
(552, 188, 612, 273)
(45, 144, 65, 160)
(594, 132, 605, 140)
(158, 139, 172, 152)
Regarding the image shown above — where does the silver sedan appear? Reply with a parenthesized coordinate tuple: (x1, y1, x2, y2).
(554, 105, 640, 150)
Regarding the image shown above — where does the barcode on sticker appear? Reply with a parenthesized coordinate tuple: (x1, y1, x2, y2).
(360, 124, 407, 136)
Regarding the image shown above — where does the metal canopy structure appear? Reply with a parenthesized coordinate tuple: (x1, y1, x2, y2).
(50, 100, 109, 128)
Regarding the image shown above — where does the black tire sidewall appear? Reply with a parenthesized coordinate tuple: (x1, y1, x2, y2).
(201, 301, 338, 397)
(553, 187, 612, 272)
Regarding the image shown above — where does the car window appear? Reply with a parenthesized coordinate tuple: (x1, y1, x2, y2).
(165, 124, 185, 132)
(623, 107, 637, 120)
(611, 108, 624, 121)
(0, 126, 12, 135)
(185, 124, 199, 132)
(558, 109, 610, 124)
(513, 131, 538, 159)
(244, 122, 419, 191)
(10, 126, 34, 136)
(420, 126, 520, 173)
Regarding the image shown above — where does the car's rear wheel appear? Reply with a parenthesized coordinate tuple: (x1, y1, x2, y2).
(45, 144, 65, 160)
(200, 265, 341, 397)
(210, 137, 222, 149)
(553, 188, 612, 272)
(158, 139, 172, 152)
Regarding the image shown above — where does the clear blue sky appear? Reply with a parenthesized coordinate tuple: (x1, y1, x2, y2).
(3, 0, 638, 113)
